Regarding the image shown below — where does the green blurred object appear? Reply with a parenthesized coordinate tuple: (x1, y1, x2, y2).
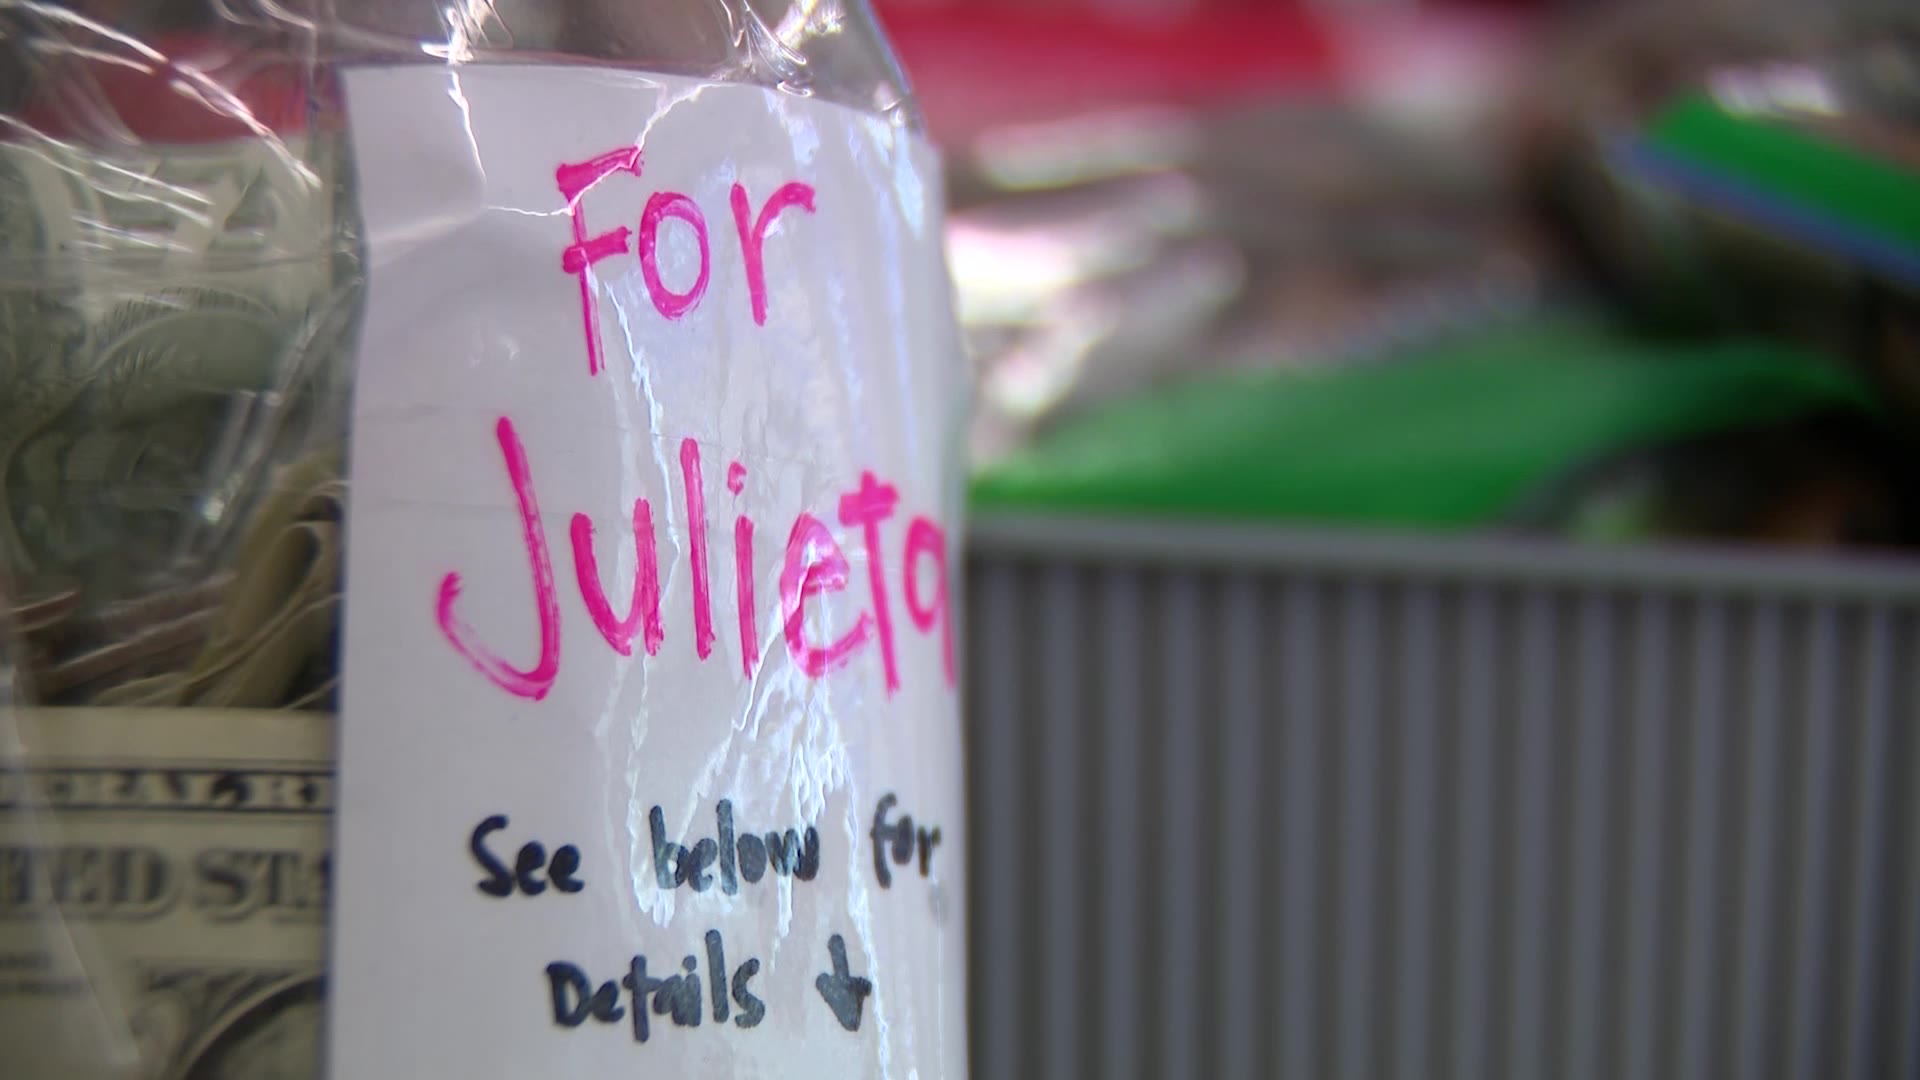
(971, 315, 1878, 530)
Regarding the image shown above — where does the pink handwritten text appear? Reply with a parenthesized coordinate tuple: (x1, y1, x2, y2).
(438, 143, 948, 701)
(555, 145, 817, 375)
(435, 418, 954, 701)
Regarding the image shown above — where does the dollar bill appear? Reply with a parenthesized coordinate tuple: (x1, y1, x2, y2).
(0, 708, 332, 1079)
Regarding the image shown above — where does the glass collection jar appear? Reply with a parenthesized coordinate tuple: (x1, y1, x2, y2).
(0, 3, 968, 1076)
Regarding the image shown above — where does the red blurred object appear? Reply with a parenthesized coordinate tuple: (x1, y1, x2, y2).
(877, 5, 1338, 142)
(879, 3, 1534, 145)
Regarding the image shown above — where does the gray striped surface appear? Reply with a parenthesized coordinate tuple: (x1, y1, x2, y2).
(964, 520, 1920, 1080)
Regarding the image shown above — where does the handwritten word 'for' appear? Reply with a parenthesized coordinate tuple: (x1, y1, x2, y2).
(558, 146, 815, 376)
(435, 420, 956, 702)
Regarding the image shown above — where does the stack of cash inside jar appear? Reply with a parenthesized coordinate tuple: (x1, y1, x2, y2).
(0, 102, 355, 711)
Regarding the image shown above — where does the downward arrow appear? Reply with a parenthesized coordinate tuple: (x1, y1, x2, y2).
(814, 933, 873, 1032)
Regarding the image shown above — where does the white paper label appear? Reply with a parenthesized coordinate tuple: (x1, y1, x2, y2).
(329, 66, 966, 1078)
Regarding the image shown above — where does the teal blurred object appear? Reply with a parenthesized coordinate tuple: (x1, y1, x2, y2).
(1518, 8, 1920, 417)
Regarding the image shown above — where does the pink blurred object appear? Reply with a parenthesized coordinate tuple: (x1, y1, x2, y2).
(878, 3, 1533, 144)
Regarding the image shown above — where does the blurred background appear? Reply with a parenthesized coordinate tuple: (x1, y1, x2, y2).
(877, 0, 1920, 1076)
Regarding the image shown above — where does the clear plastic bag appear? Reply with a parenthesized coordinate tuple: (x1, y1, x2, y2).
(0, 3, 968, 1076)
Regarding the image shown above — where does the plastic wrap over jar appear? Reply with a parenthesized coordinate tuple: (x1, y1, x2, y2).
(0, 4, 969, 1077)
